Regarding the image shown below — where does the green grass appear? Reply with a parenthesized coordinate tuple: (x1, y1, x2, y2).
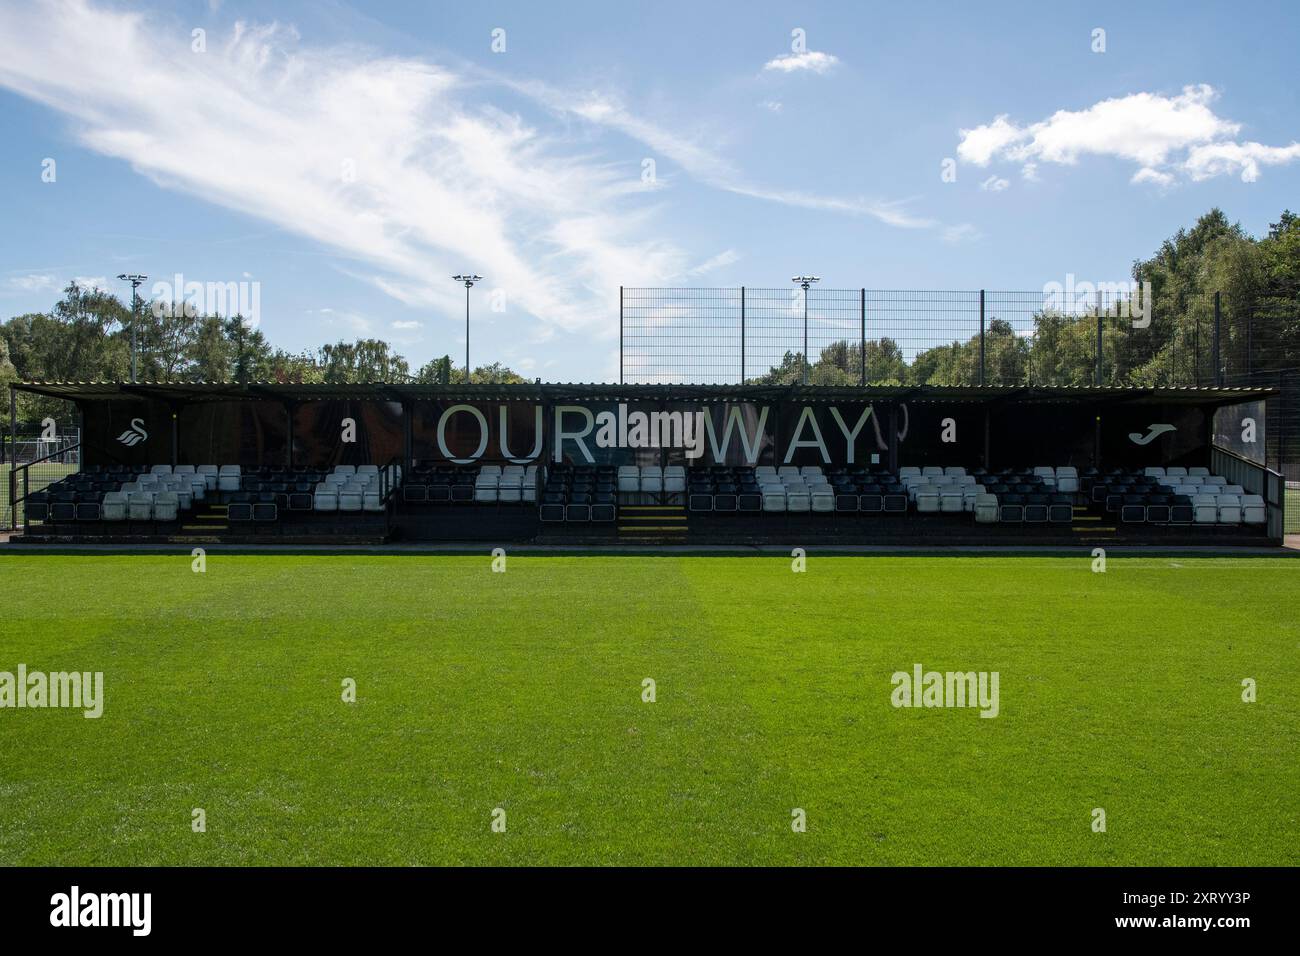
(0, 553, 1297, 866)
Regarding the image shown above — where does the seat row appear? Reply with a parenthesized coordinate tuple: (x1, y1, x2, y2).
(617, 465, 687, 494)
(540, 466, 617, 522)
(312, 465, 401, 513)
(402, 464, 540, 505)
(1104, 490, 1265, 525)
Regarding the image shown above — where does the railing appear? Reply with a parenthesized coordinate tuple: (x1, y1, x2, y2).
(6, 441, 82, 533)
(1211, 445, 1286, 541)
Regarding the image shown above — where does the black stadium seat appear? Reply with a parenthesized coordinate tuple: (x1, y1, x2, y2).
(253, 493, 278, 521)
(1146, 494, 1170, 524)
(591, 492, 616, 522)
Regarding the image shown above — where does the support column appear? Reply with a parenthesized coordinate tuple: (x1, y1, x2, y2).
(888, 403, 899, 474)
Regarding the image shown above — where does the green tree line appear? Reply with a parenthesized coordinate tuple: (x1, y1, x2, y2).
(752, 208, 1300, 387)
(1, 286, 526, 419)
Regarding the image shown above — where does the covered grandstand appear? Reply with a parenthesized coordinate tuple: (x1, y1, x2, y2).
(6, 380, 1286, 545)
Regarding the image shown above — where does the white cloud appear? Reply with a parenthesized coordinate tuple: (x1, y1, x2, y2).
(760, 100, 783, 112)
(941, 224, 982, 244)
(957, 85, 1299, 185)
(73, 275, 108, 290)
(979, 175, 1009, 192)
(1131, 167, 1175, 187)
(390, 319, 421, 330)
(4, 273, 61, 294)
(763, 50, 839, 74)
(1184, 140, 1300, 183)
(0, 1, 695, 338)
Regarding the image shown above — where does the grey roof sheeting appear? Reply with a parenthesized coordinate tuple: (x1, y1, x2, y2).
(11, 380, 1276, 406)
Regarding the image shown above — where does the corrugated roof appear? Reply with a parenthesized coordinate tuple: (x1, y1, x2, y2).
(10, 380, 1277, 405)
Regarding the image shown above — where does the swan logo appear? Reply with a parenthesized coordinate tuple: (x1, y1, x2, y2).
(1128, 423, 1175, 446)
(116, 419, 148, 447)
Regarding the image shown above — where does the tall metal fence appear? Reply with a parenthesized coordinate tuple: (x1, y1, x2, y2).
(621, 287, 1300, 530)
(619, 287, 1290, 388)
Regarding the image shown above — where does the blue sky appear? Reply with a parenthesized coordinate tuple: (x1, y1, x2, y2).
(0, 0, 1297, 381)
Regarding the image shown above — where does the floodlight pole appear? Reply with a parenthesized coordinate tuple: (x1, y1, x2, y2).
(792, 275, 820, 385)
(452, 274, 483, 384)
(117, 273, 147, 383)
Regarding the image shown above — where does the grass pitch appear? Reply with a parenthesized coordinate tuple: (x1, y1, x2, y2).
(0, 553, 1296, 866)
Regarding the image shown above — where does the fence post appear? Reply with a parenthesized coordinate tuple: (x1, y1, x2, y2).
(740, 286, 746, 385)
(1095, 305, 1103, 386)
(978, 290, 986, 386)
(619, 286, 624, 385)
(1214, 290, 1222, 386)
(7, 385, 15, 530)
(1193, 308, 1200, 388)
(860, 288, 866, 387)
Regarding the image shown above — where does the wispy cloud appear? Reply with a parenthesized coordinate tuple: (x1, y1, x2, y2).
(957, 84, 1300, 185)
(508, 80, 938, 230)
(763, 50, 839, 74)
(0, 0, 692, 337)
(3, 273, 61, 294)
(980, 175, 1009, 192)
(684, 249, 740, 277)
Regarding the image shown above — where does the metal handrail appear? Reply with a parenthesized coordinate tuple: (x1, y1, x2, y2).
(7, 441, 82, 531)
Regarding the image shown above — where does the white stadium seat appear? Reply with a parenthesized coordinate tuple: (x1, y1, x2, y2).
(1192, 494, 1218, 523)
(153, 491, 179, 521)
(974, 493, 1000, 523)
(1242, 495, 1266, 524)
(338, 484, 364, 512)
(218, 465, 241, 492)
(313, 485, 338, 512)
(128, 491, 154, 520)
(101, 491, 127, 521)
(1217, 494, 1241, 524)
(915, 486, 940, 513)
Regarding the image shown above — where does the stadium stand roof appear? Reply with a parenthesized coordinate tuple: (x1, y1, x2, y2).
(10, 380, 1279, 406)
